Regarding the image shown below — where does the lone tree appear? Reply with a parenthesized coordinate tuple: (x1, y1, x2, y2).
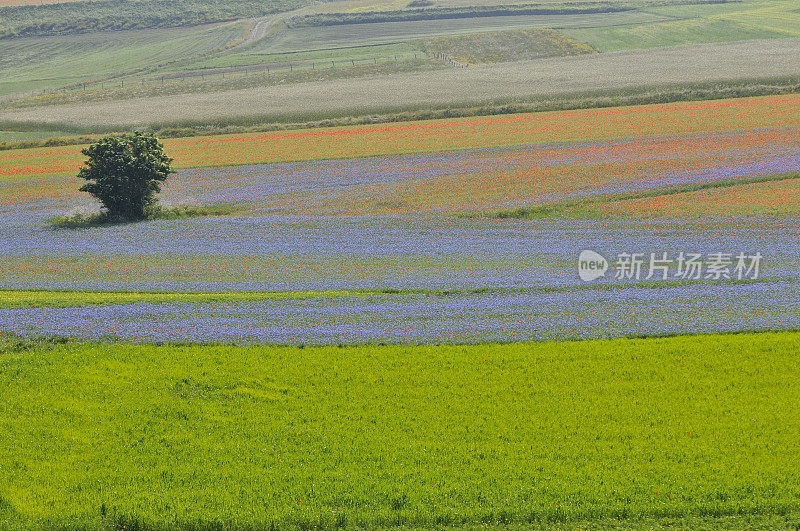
(78, 132, 174, 220)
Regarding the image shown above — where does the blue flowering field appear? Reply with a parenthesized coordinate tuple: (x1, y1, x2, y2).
(2, 96, 800, 527)
(1, 123, 799, 344)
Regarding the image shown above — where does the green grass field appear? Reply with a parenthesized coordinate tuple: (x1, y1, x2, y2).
(0, 23, 244, 98)
(255, 10, 666, 52)
(563, 17, 789, 52)
(170, 42, 419, 72)
(562, 0, 800, 51)
(0, 0, 310, 38)
(1, 331, 799, 527)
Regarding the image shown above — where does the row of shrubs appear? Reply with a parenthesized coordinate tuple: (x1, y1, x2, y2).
(0, 135, 98, 151)
(285, 0, 731, 27)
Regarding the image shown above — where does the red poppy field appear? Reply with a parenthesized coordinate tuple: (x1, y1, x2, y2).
(2, 94, 799, 183)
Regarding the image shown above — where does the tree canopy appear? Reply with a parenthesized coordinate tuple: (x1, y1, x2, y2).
(78, 132, 174, 221)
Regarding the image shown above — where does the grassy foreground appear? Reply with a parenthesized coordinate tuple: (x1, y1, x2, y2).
(1, 332, 799, 528)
